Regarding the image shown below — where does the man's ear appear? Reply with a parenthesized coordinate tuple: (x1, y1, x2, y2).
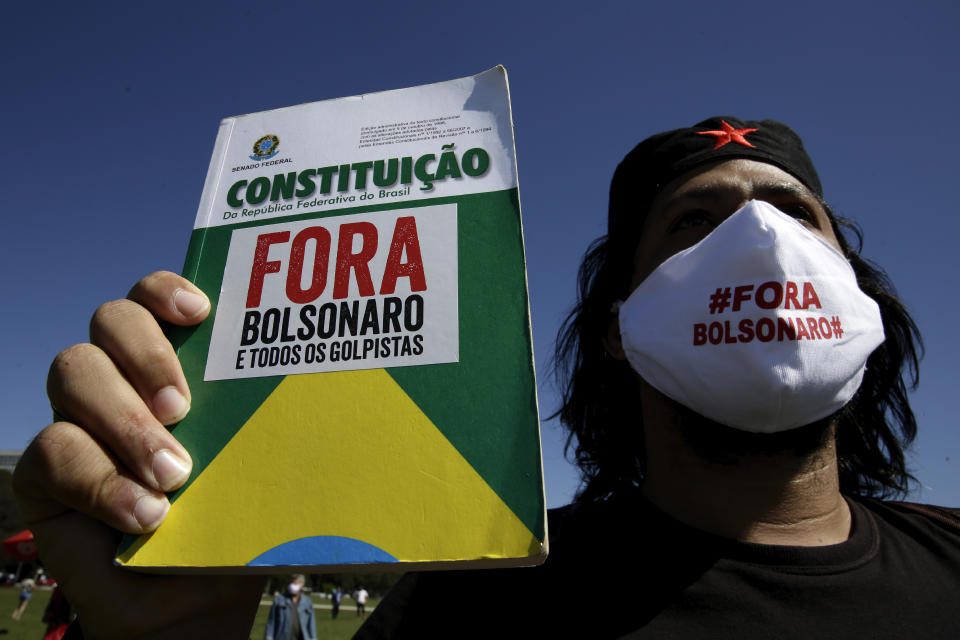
(602, 316, 627, 360)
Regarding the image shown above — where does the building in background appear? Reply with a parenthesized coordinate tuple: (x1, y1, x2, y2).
(0, 451, 22, 473)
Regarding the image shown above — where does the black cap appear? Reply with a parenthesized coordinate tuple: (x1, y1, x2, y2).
(608, 117, 822, 243)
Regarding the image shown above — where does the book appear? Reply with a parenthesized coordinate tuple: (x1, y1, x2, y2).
(116, 66, 547, 573)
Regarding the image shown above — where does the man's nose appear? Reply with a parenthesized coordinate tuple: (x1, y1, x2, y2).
(716, 197, 755, 224)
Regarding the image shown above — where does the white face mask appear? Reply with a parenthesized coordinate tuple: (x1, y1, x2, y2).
(288, 582, 302, 595)
(618, 200, 885, 433)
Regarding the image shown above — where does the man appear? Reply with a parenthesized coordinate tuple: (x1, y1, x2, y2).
(330, 583, 341, 619)
(264, 575, 316, 640)
(353, 585, 369, 618)
(356, 118, 960, 637)
(10, 577, 34, 621)
(13, 117, 960, 638)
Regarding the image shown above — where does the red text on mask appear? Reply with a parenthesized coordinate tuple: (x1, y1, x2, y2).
(693, 314, 844, 346)
(707, 281, 822, 315)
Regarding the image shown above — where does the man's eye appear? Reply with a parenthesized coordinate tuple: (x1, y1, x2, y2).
(778, 203, 814, 223)
(669, 210, 713, 232)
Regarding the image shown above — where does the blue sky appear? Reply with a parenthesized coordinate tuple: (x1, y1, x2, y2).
(3, 1, 958, 508)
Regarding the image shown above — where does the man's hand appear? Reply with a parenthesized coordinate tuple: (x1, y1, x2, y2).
(13, 271, 265, 639)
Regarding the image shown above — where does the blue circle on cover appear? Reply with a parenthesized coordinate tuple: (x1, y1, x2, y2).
(247, 536, 398, 566)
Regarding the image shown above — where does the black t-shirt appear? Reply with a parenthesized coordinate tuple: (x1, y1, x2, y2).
(358, 490, 960, 638)
(288, 593, 303, 640)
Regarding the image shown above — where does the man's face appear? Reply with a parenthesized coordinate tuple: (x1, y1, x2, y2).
(630, 159, 841, 289)
(621, 158, 843, 461)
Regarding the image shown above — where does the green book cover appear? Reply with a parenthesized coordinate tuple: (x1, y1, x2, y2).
(117, 66, 547, 572)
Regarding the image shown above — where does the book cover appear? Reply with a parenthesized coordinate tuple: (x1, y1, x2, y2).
(116, 66, 547, 572)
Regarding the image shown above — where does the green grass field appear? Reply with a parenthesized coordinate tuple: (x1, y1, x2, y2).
(0, 585, 54, 640)
(0, 586, 376, 639)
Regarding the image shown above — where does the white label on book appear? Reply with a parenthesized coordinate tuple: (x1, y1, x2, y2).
(205, 203, 458, 380)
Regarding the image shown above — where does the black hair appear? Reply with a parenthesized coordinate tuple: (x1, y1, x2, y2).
(553, 204, 922, 503)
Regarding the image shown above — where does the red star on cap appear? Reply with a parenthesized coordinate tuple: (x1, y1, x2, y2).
(697, 120, 758, 149)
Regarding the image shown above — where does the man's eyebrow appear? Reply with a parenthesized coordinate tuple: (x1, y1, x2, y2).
(753, 182, 816, 199)
(665, 180, 815, 205)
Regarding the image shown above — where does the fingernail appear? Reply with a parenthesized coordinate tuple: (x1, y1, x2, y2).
(152, 449, 192, 491)
(173, 288, 209, 319)
(133, 494, 169, 530)
(152, 386, 190, 424)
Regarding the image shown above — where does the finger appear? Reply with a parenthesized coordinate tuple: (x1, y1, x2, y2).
(127, 270, 211, 326)
(47, 344, 192, 493)
(14, 422, 169, 533)
(90, 298, 191, 425)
